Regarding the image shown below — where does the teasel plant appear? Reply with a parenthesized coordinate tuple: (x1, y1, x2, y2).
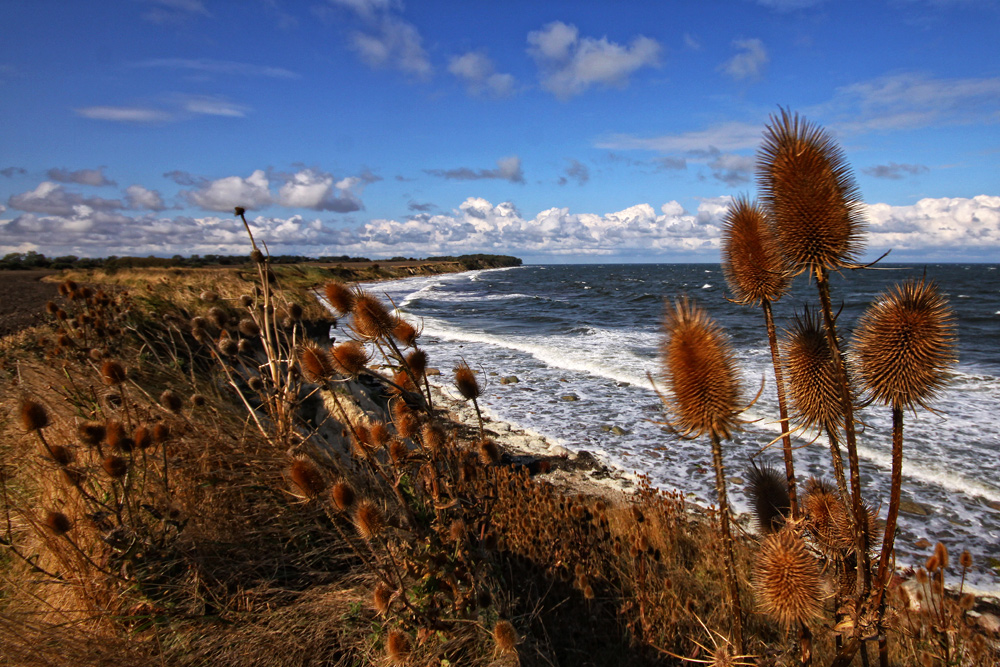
(757, 109, 875, 612)
(657, 296, 746, 655)
(720, 195, 798, 519)
(454, 360, 485, 438)
(852, 278, 955, 667)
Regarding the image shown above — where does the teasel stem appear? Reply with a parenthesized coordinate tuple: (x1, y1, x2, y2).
(762, 299, 798, 518)
(383, 336, 430, 414)
(876, 405, 903, 587)
(824, 426, 852, 510)
(710, 432, 744, 654)
(814, 268, 871, 596)
(799, 621, 813, 666)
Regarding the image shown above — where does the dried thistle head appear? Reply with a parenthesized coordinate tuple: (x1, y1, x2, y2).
(757, 108, 867, 276)
(803, 478, 852, 551)
(105, 420, 134, 453)
(660, 297, 741, 440)
(478, 438, 500, 466)
(421, 423, 445, 452)
(745, 461, 790, 534)
(160, 389, 183, 413)
(78, 421, 106, 447)
(101, 360, 127, 386)
(754, 528, 824, 629)
(852, 278, 955, 410)
(405, 349, 427, 378)
(20, 399, 50, 432)
(323, 282, 355, 316)
(207, 306, 229, 329)
(354, 500, 384, 540)
(44, 511, 72, 536)
(289, 458, 326, 498)
(388, 438, 408, 465)
(392, 319, 419, 348)
(47, 444, 73, 467)
(351, 291, 396, 341)
(373, 582, 393, 614)
(331, 480, 356, 511)
(152, 423, 170, 444)
(331, 341, 370, 376)
(721, 195, 789, 306)
(454, 361, 481, 401)
(238, 318, 260, 337)
(218, 335, 239, 356)
(298, 343, 334, 382)
(133, 426, 152, 450)
(102, 455, 128, 479)
(385, 629, 411, 665)
(493, 620, 518, 654)
(783, 308, 846, 430)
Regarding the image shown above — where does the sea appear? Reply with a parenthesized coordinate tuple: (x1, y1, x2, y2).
(352, 263, 1000, 593)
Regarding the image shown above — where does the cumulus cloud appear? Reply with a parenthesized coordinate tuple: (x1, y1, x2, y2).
(426, 156, 525, 184)
(558, 159, 590, 186)
(75, 106, 173, 123)
(866, 195, 1000, 253)
(719, 38, 769, 81)
(7, 182, 123, 216)
(448, 52, 516, 98)
(133, 58, 299, 79)
(1, 167, 27, 178)
(863, 162, 930, 180)
(328, 0, 432, 78)
(181, 170, 272, 212)
(125, 185, 167, 211)
(527, 21, 661, 99)
(706, 152, 754, 186)
(47, 167, 116, 187)
(276, 167, 380, 212)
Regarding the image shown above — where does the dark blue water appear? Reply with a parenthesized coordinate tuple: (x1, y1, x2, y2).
(355, 264, 1000, 591)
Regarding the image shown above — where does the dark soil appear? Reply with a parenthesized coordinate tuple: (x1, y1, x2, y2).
(0, 270, 59, 337)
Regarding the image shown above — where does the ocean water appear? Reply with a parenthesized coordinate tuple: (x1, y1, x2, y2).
(352, 264, 1000, 592)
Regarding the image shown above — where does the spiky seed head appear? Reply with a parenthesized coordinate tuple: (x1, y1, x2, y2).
(237, 339, 252, 355)
(803, 479, 852, 551)
(369, 421, 391, 447)
(190, 394, 206, 408)
(454, 361, 481, 401)
(721, 195, 789, 305)
(288, 303, 303, 321)
(207, 306, 229, 329)
(239, 294, 254, 308)
(660, 297, 741, 440)
(47, 444, 73, 467)
(218, 335, 239, 356)
(200, 290, 218, 303)
(152, 423, 169, 444)
(449, 519, 467, 542)
(102, 455, 128, 478)
(20, 399, 50, 432)
(478, 438, 500, 465)
(133, 426, 152, 450)
(351, 291, 397, 341)
(45, 511, 72, 535)
(746, 461, 791, 533)
(331, 480, 356, 511)
(935, 542, 950, 570)
(248, 376, 264, 392)
(852, 279, 955, 410)
(100, 360, 126, 386)
(331, 341, 369, 376)
(396, 413, 418, 440)
(234, 206, 246, 216)
(405, 349, 427, 378)
(373, 582, 393, 614)
(323, 282, 355, 316)
(388, 438, 408, 464)
(493, 620, 518, 654)
(755, 528, 824, 629)
(392, 319, 419, 347)
(289, 458, 325, 498)
(354, 500, 384, 540)
(757, 108, 867, 276)
(160, 389, 183, 413)
(385, 629, 410, 665)
(784, 308, 847, 430)
(105, 420, 134, 453)
(960, 549, 973, 570)
(421, 424, 445, 452)
(78, 421, 106, 446)
(250, 248, 266, 264)
(298, 343, 334, 382)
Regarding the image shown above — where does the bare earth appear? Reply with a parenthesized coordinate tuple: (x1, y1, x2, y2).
(0, 270, 59, 337)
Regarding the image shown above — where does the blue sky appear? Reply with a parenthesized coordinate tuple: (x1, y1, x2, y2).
(1, 0, 998, 263)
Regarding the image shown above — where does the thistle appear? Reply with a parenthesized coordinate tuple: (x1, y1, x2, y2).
(721, 195, 798, 516)
(298, 343, 334, 382)
(323, 282, 356, 316)
(385, 629, 411, 665)
(350, 290, 397, 342)
(745, 460, 790, 534)
(331, 480, 356, 511)
(852, 279, 955, 589)
(493, 620, 518, 655)
(331, 341, 370, 377)
(660, 296, 744, 651)
(353, 500, 384, 540)
(455, 361, 485, 438)
(289, 458, 326, 499)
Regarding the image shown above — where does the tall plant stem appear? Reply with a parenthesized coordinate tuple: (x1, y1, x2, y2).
(762, 299, 798, 518)
(710, 433, 744, 654)
(874, 405, 904, 667)
(814, 268, 872, 594)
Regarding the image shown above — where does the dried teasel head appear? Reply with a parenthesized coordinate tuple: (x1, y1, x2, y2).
(102, 455, 128, 478)
(44, 510, 72, 536)
(405, 349, 427, 378)
(388, 438, 408, 464)
(133, 426, 152, 450)
(289, 458, 326, 498)
(392, 319, 419, 348)
(298, 343, 334, 382)
(454, 361, 481, 401)
(351, 291, 397, 341)
(757, 108, 867, 277)
(478, 438, 500, 465)
(331, 480, 356, 511)
(754, 527, 824, 629)
(852, 278, 956, 410)
(660, 297, 741, 440)
(238, 318, 260, 337)
(331, 341, 369, 376)
(218, 334, 239, 356)
(783, 307, 848, 430)
(47, 444, 73, 467)
(78, 421, 106, 447)
(721, 195, 789, 306)
(385, 629, 410, 665)
(20, 399, 50, 432)
(353, 500, 384, 540)
(803, 477, 851, 551)
(373, 581, 393, 614)
(745, 460, 790, 534)
(152, 423, 170, 444)
(105, 420, 134, 453)
(100, 360, 126, 386)
(207, 306, 229, 329)
(323, 282, 355, 316)
(160, 389, 183, 413)
(421, 423, 445, 452)
(493, 620, 518, 654)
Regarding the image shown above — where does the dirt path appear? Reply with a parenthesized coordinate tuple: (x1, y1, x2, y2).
(0, 270, 59, 337)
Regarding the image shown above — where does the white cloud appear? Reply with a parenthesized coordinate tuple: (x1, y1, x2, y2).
(75, 106, 173, 123)
(448, 52, 516, 98)
(179, 95, 249, 117)
(276, 168, 376, 212)
(47, 167, 116, 187)
(719, 38, 769, 81)
(125, 185, 167, 211)
(425, 156, 525, 183)
(328, 0, 432, 78)
(865, 195, 1000, 253)
(596, 121, 762, 153)
(527, 21, 661, 99)
(181, 170, 272, 212)
(133, 58, 300, 79)
(862, 162, 930, 180)
(7, 182, 123, 216)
